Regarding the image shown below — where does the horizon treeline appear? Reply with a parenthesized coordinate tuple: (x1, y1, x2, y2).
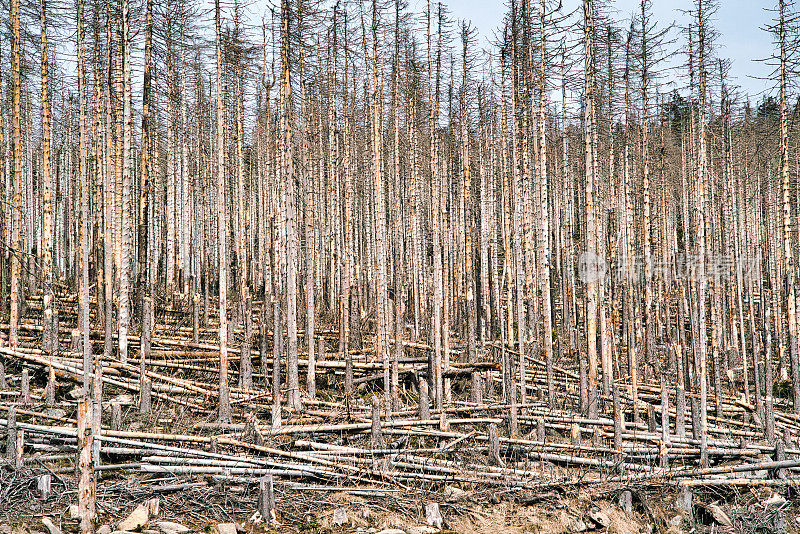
(1, 0, 799, 467)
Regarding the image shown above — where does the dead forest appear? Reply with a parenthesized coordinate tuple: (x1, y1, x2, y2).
(1, 0, 800, 531)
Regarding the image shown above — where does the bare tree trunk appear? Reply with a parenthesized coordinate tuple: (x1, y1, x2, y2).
(0, 24, 6, 326)
(779, 0, 800, 413)
(103, 1, 114, 361)
(510, 1, 527, 406)
(695, 0, 710, 467)
(461, 23, 480, 405)
(298, 0, 315, 402)
(583, 0, 599, 418)
(41, 0, 54, 354)
(138, 0, 152, 319)
(119, 0, 132, 365)
(78, 0, 92, 395)
(641, 0, 654, 385)
(215, 0, 231, 423)
(282, 0, 301, 412)
(368, 0, 390, 408)
(623, 31, 639, 423)
(9, 0, 22, 348)
(539, 0, 554, 408)
(428, 0, 443, 410)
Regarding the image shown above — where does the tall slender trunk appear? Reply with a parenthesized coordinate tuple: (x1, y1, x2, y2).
(779, 0, 800, 412)
(583, 0, 599, 417)
(695, 0, 710, 467)
(282, 0, 301, 411)
(370, 0, 390, 408)
(539, 0, 554, 407)
(641, 0, 654, 382)
(428, 0, 443, 409)
(215, 0, 231, 422)
(9, 0, 22, 348)
(166, 9, 176, 295)
(510, 0, 527, 406)
(298, 0, 315, 401)
(118, 0, 132, 365)
(138, 0, 152, 323)
(461, 24, 480, 404)
(41, 0, 54, 352)
(78, 0, 93, 394)
(103, 0, 114, 360)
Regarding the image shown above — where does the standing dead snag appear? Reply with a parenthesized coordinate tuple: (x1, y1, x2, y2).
(583, 0, 599, 419)
(695, 0, 710, 468)
(778, 0, 800, 413)
(367, 0, 391, 410)
(640, 0, 654, 386)
(298, 0, 316, 407)
(215, 0, 231, 424)
(538, 0, 555, 409)
(119, 0, 133, 366)
(40, 0, 55, 356)
(281, 0, 301, 413)
(509, 0, 527, 408)
(9, 0, 22, 350)
(428, 0, 444, 410)
(138, 0, 153, 322)
(460, 21, 481, 406)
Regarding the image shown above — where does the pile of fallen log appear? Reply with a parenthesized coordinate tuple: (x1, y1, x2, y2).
(2, 305, 800, 530)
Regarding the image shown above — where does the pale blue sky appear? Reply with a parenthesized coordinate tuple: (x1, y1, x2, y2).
(442, 0, 776, 99)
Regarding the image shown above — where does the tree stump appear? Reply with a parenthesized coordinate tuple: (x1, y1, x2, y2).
(371, 397, 384, 448)
(6, 406, 16, 464)
(46, 366, 56, 406)
(111, 403, 122, 431)
(38, 473, 51, 500)
(488, 423, 504, 466)
(240, 341, 253, 390)
(258, 474, 275, 523)
(419, 378, 430, 420)
(140, 378, 152, 415)
(20, 369, 30, 406)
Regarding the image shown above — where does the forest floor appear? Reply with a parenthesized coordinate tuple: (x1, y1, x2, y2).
(2, 294, 800, 533)
(2, 454, 798, 534)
